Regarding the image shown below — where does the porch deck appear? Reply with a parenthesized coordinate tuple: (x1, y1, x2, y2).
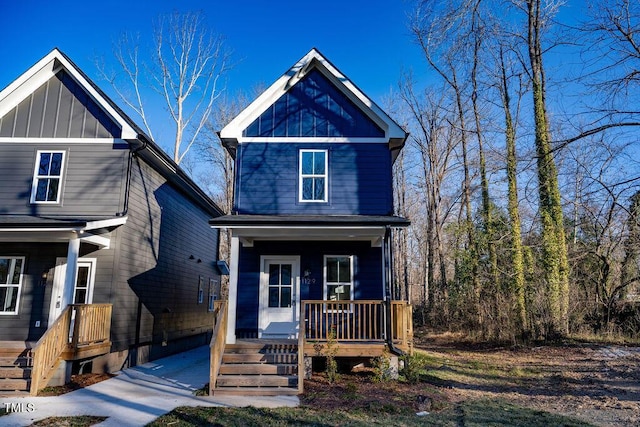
(209, 299, 413, 395)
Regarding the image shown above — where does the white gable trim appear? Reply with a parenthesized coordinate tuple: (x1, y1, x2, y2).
(219, 48, 406, 143)
(0, 49, 138, 140)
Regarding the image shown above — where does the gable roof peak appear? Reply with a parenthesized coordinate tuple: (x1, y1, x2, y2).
(219, 48, 407, 157)
(0, 48, 140, 140)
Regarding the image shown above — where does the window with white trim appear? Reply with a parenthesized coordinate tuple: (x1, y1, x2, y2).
(0, 257, 24, 314)
(31, 151, 65, 203)
(324, 256, 353, 302)
(299, 150, 327, 202)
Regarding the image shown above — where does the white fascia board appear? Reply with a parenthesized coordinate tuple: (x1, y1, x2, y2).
(220, 48, 406, 142)
(0, 52, 59, 118)
(83, 216, 128, 231)
(0, 138, 124, 144)
(0, 217, 127, 235)
(0, 49, 138, 140)
(237, 137, 390, 144)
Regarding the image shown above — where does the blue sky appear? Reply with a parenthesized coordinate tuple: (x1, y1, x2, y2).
(0, 0, 420, 106)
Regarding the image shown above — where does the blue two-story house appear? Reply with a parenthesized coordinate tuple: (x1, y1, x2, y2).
(209, 49, 412, 395)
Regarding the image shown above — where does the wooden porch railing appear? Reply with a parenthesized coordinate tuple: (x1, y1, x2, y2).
(208, 300, 228, 395)
(301, 300, 413, 351)
(391, 301, 413, 351)
(30, 304, 112, 395)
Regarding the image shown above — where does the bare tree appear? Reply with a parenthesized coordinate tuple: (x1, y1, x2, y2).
(99, 11, 232, 165)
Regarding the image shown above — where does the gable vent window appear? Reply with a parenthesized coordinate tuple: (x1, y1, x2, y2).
(299, 149, 327, 202)
(31, 151, 65, 203)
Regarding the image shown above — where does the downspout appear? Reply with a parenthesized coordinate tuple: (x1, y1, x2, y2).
(118, 134, 149, 217)
(384, 225, 403, 356)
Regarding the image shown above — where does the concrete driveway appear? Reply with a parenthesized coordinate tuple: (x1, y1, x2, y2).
(0, 345, 299, 426)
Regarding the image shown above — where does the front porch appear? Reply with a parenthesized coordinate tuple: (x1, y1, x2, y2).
(210, 299, 412, 395)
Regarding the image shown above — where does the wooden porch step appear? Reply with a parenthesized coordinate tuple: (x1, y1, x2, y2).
(212, 386, 299, 396)
(214, 340, 300, 396)
(216, 374, 298, 388)
(219, 363, 297, 375)
(224, 343, 298, 354)
(0, 343, 33, 395)
(222, 353, 297, 364)
(0, 356, 32, 367)
(0, 379, 30, 391)
(0, 367, 31, 378)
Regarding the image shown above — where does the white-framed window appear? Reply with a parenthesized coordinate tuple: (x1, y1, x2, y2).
(299, 149, 328, 202)
(208, 279, 218, 312)
(0, 257, 25, 315)
(324, 255, 354, 303)
(197, 276, 204, 304)
(31, 151, 66, 203)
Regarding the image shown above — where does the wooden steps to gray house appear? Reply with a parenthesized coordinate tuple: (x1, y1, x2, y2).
(0, 342, 32, 396)
(214, 340, 299, 396)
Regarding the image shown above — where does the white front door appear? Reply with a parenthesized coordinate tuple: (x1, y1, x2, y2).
(48, 258, 96, 326)
(259, 256, 300, 338)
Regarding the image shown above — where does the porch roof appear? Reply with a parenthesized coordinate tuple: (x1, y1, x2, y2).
(209, 214, 410, 228)
(0, 215, 127, 248)
(210, 215, 408, 247)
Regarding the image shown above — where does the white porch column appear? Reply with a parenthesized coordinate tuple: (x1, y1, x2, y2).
(61, 234, 80, 310)
(226, 236, 239, 344)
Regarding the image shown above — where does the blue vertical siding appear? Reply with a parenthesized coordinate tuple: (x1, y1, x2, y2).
(235, 240, 383, 335)
(235, 142, 393, 215)
(243, 69, 384, 138)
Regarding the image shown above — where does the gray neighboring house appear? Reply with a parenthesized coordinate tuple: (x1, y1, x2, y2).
(0, 48, 223, 394)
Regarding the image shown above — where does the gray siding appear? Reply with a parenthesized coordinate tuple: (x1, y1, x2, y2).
(110, 156, 220, 357)
(0, 243, 65, 341)
(0, 142, 129, 216)
(0, 70, 120, 139)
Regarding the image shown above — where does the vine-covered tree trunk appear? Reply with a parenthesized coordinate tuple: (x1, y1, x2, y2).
(526, 0, 570, 335)
(499, 48, 527, 336)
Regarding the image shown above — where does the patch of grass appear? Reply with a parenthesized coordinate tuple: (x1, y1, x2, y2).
(455, 399, 596, 427)
(31, 415, 107, 426)
(149, 400, 595, 427)
(193, 383, 209, 396)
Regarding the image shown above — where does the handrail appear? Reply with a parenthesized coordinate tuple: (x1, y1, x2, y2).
(209, 300, 228, 395)
(30, 305, 73, 395)
(30, 304, 113, 395)
(391, 301, 413, 351)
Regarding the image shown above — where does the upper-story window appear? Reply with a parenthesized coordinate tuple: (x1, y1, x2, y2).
(299, 150, 328, 202)
(0, 256, 24, 315)
(31, 151, 65, 203)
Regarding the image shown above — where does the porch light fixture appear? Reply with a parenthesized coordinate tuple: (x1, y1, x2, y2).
(41, 271, 48, 286)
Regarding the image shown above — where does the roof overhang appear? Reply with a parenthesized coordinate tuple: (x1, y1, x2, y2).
(0, 216, 128, 249)
(210, 214, 409, 247)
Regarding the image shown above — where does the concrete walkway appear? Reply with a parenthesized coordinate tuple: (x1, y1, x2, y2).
(0, 346, 299, 427)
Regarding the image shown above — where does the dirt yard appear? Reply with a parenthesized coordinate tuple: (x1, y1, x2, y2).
(306, 332, 640, 426)
(38, 333, 640, 426)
